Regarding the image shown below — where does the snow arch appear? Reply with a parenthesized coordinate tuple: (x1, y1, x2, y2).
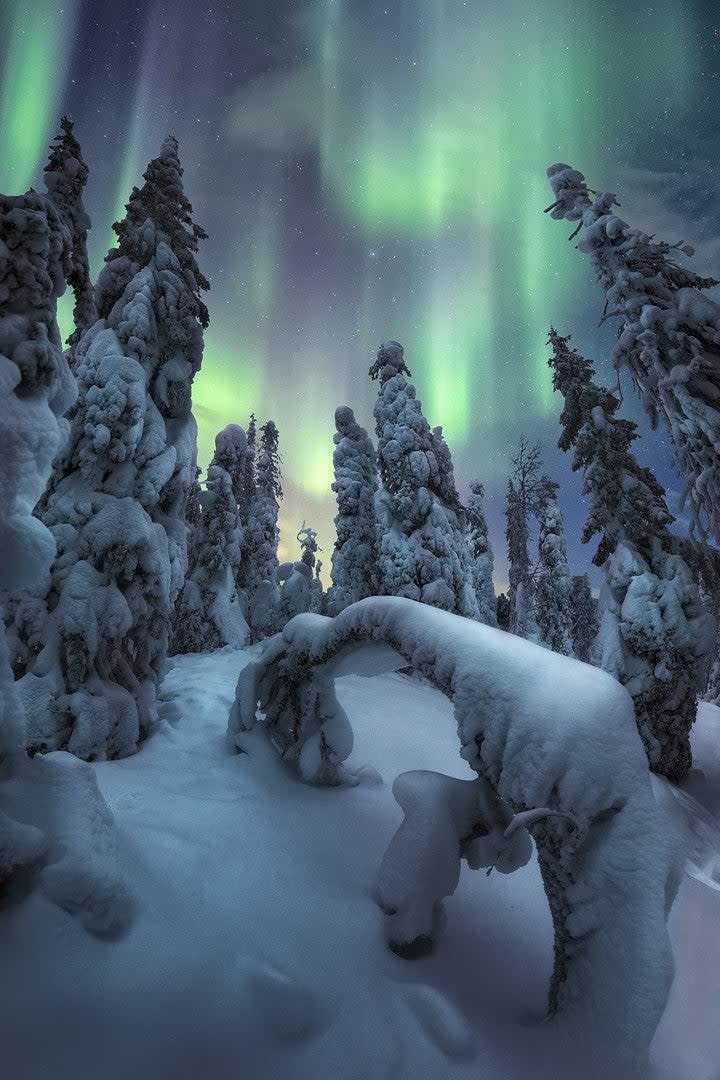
(229, 596, 678, 1064)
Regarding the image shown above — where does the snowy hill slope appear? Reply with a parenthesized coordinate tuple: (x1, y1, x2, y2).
(2, 649, 719, 1080)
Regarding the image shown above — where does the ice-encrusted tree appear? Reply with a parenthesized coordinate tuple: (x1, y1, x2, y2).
(466, 481, 497, 626)
(505, 439, 542, 640)
(326, 405, 379, 617)
(172, 458, 247, 654)
(21, 136, 209, 760)
(370, 340, 477, 617)
(569, 574, 599, 664)
(244, 419, 282, 641)
(546, 162, 720, 542)
(535, 478, 574, 655)
(43, 117, 97, 349)
(548, 327, 714, 780)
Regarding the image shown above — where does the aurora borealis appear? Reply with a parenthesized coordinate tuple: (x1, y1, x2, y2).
(1, 0, 719, 576)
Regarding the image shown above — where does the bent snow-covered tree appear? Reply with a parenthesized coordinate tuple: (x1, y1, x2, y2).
(466, 481, 497, 626)
(546, 162, 720, 542)
(548, 327, 714, 780)
(326, 405, 379, 616)
(230, 596, 678, 1069)
(43, 116, 97, 349)
(370, 341, 477, 617)
(22, 136, 209, 760)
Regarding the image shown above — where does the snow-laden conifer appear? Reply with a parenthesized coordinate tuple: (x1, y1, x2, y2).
(21, 136, 208, 759)
(569, 574, 599, 663)
(505, 440, 542, 640)
(0, 189, 72, 881)
(546, 162, 720, 542)
(245, 420, 282, 640)
(369, 341, 477, 617)
(172, 459, 247, 654)
(43, 116, 97, 348)
(535, 478, 574, 655)
(466, 481, 497, 626)
(326, 405, 379, 616)
(278, 523, 322, 625)
(548, 327, 714, 780)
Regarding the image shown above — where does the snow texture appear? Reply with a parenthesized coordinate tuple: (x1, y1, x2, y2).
(230, 595, 678, 1067)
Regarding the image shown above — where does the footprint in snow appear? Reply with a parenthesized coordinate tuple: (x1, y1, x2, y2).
(248, 964, 326, 1044)
(401, 984, 475, 1059)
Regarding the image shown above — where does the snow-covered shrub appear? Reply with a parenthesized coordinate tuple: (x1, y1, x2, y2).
(546, 162, 720, 542)
(326, 406, 379, 617)
(230, 595, 678, 1067)
(549, 327, 715, 780)
(370, 341, 477, 617)
(278, 524, 324, 626)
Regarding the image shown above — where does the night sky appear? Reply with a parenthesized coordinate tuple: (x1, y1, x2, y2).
(2, 0, 719, 581)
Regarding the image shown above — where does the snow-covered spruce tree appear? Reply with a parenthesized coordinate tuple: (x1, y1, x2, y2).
(369, 340, 478, 616)
(278, 523, 322, 626)
(505, 439, 542, 640)
(310, 560, 324, 615)
(326, 405, 379, 617)
(534, 477, 574, 655)
(546, 162, 720, 542)
(548, 327, 714, 780)
(0, 194, 133, 934)
(94, 134, 208, 604)
(0, 190, 72, 882)
(172, 459, 248, 654)
(244, 419, 282, 641)
(21, 136, 209, 760)
(495, 592, 511, 631)
(466, 481, 497, 626)
(569, 574, 599, 664)
(43, 116, 97, 349)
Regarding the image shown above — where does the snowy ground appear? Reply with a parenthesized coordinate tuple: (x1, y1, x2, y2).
(2, 648, 720, 1080)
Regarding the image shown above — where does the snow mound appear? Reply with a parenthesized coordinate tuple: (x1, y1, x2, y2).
(247, 963, 327, 1044)
(23, 752, 132, 937)
(401, 984, 475, 1059)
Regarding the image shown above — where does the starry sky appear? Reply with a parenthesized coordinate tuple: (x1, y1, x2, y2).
(1, 0, 719, 581)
